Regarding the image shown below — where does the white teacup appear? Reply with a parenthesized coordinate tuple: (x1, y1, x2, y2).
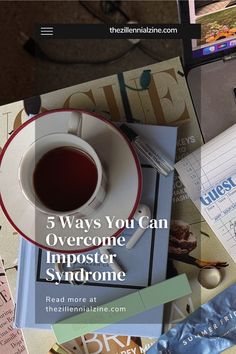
(18, 132, 106, 217)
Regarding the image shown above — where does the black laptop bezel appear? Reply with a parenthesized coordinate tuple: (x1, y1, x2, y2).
(178, 0, 236, 69)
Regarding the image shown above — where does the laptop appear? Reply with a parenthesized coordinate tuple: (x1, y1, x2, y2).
(178, 0, 236, 142)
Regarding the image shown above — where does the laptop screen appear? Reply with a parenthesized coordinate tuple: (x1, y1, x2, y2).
(188, 0, 236, 59)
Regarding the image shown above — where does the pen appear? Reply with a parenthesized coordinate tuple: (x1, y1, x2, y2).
(120, 124, 174, 176)
(23, 96, 41, 117)
(48, 344, 70, 354)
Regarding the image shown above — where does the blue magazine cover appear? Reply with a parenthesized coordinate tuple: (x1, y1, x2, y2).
(15, 125, 177, 337)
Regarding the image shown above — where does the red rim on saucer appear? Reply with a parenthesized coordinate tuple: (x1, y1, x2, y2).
(0, 109, 142, 253)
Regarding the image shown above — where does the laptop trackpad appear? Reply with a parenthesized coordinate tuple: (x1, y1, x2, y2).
(187, 60, 236, 142)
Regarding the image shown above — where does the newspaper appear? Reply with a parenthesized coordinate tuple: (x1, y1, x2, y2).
(0, 258, 27, 353)
(175, 124, 236, 262)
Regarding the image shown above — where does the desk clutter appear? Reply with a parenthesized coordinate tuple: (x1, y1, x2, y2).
(0, 58, 236, 354)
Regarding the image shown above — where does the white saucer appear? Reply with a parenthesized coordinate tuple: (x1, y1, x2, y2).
(0, 109, 142, 253)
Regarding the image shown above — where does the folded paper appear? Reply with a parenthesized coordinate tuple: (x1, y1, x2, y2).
(53, 274, 191, 344)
